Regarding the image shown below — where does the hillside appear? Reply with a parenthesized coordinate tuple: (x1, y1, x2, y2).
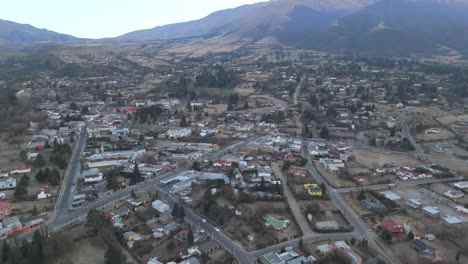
(0, 19, 78, 48)
(119, 0, 468, 56)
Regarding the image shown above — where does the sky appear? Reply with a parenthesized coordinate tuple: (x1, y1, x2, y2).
(0, 0, 265, 39)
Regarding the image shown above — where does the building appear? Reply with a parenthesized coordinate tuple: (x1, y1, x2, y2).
(316, 241, 361, 264)
(442, 215, 462, 225)
(9, 164, 31, 175)
(304, 184, 322, 196)
(453, 181, 468, 190)
(152, 200, 170, 214)
(412, 240, 442, 262)
(0, 201, 11, 220)
(198, 240, 220, 254)
(166, 128, 192, 139)
(380, 191, 401, 201)
(82, 168, 104, 183)
(406, 198, 423, 209)
(361, 199, 386, 211)
(263, 214, 289, 231)
(422, 206, 440, 217)
(315, 221, 339, 230)
(0, 179, 16, 190)
(444, 189, 464, 199)
(380, 219, 406, 234)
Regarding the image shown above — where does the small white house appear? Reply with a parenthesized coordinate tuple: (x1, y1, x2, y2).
(37, 191, 51, 200)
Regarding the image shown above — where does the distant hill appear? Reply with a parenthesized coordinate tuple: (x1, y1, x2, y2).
(119, 0, 468, 56)
(119, 0, 376, 42)
(0, 19, 78, 48)
(312, 0, 468, 55)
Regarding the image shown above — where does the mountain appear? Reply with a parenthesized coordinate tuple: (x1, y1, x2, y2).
(120, 0, 468, 56)
(119, 0, 376, 43)
(0, 19, 78, 48)
(312, 0, 468, 55)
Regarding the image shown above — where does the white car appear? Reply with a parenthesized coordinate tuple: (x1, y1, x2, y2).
(214, 227, 220, 232)
(202, 219, 207, 223)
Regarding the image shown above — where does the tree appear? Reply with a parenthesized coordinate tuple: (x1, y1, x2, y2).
(34, 154, 46, 168)
(104, 245, 124, 264)
(187, 228, 194, 245)
(380, 229, 393, 244)
(282, 160, 291, 171)
(130, 162, 141, 185)
(456, 252, 461, 263)
(192, 161, 201, 171)
(166, 240, 176, 251)
(320, 183, 327, 195)
(172, 203, 180, 218)
(180, 115, 188, 127)
(350, 237, 356, 246)
(86, 209, 108, 231)
(407, 230, 414, 240)
(299, 238, 304, 251)
(357, 189, 366, 200)
(31, 205, 38, 216)
(131, 189, 136, 199)
(320, 126, 329, 139)
(19, 150, 28, 161)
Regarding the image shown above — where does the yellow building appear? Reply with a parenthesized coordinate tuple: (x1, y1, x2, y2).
(304, 183, 322, 196)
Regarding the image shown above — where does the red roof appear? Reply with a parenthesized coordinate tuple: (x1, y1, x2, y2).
(381, 219, 406, 234)
(0, 201, 12, 220)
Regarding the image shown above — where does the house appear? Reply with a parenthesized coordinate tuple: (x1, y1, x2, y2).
(0, 179, 16, 190)
(82, 168, 104, 183)
(166, 128, 192, 139)
(263, 214, 289, 231)
(124, 231, 142, 241)
(315, 221, 339, 230)
(422, 206, 440, 218)
(444, 189, 464, 199)
(442, 215, 462, 225)
(147, 257, 164, 264)
(380, 219, 406, 234)
(0, 171, 8, 178)
(9, 164, 31, 175)
(380, 191, 401, 201)
(198, 240, 220, 254)
(0, 201, 11, 220)
(258, 252, 285, 264)
(361, 199, 386, 211)
(304, 184, 322, 196)
(316, 241, 361, 264)
(454, 181, 468, 190)
(37, 190, 51, 200)
(174, 229, 190, 243)
(288, 168, 307, 177)
(406, 198, 423, 209)
(412, 239, 442, 263)
(152, 200, 170, 214)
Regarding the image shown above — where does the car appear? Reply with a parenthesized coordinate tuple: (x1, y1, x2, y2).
(202, 219, 207, 223)
(214, 227, 220, 232)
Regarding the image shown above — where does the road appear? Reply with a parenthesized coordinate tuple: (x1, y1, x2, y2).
(302, 146, 399, 264)
(271, 163, 313, 236)
(398, 118, 425, 158)
(293, 76, 306, 106)
(336, 176, 464, 194)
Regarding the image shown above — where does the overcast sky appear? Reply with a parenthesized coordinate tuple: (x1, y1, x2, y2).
(1, 0, 265, 39)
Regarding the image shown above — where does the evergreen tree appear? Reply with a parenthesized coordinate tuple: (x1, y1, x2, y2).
(187, 228, 194, 245)
(172, 203, 180, 218)
(34, 154, 46, 168)
(407, 230, 414, 240)
(104, 245, 124, 264)
(130, 162, 141, 185)
(19, 150, 28, 161)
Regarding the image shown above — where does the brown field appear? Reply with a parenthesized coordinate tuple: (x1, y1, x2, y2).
(414, 127, 457, 142)
(352, 148, 420, 168)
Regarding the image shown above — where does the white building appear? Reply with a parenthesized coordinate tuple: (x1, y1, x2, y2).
(82, 168, 104, 183)
(152, 200, 170, 214)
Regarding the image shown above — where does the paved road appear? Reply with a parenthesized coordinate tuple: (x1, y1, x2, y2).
(272, 163, 313, 236)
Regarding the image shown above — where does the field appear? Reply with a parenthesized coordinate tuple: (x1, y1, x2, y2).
(414, 126, 457, 142)
(351, 148, 420, 168)
(223, 201, 300, 250)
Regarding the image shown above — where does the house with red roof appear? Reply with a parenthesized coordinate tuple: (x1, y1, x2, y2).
(380, 219, 406, 234)
(9, 164, 31, 175)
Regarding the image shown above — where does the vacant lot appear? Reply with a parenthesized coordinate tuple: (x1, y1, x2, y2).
(224, 201, 300, 250)
(414, 126, 457, 142)
(352, 148, 419, 168)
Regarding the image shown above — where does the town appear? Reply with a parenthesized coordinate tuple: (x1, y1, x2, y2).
(0, 43, 467, 264)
